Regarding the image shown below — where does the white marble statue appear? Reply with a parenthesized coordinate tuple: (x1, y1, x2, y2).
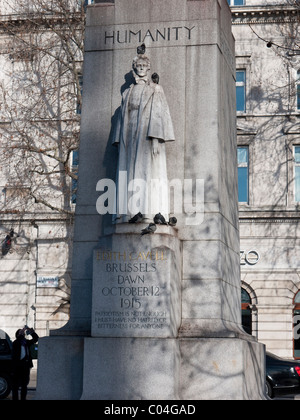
(112, 47, 175, 222)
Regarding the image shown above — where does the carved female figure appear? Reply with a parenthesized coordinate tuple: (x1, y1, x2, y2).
(112, 48, 175, 221)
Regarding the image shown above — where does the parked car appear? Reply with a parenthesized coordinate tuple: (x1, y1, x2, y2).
(0, 329, 13, 399)
(266, 351, 300, 399)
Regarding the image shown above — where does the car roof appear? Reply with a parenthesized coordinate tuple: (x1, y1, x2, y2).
(0, 329, 11, 341)
(266, 351, 300, 365)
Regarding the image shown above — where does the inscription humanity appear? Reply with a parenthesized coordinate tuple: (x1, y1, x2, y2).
(104, 25, 196, 45)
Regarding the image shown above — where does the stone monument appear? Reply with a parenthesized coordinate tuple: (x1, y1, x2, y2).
(111, 49, 175, 222)
(36, 0, 266, 400)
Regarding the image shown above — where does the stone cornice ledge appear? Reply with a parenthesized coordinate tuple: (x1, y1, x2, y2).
(231, 4, 299, 24)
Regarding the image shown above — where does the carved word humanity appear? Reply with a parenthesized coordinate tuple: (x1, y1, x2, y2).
(104, 26, 195, 45)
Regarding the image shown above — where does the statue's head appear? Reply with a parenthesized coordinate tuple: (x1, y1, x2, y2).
(132, 55, 151, 78)
(132, 43, 150, 80)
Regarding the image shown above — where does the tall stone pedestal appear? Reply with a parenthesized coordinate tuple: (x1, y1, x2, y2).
(36, 0, 266, 400)
(80, 336, 265, 400)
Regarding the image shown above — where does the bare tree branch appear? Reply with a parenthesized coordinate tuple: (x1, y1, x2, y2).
(0, 0, 85, 215)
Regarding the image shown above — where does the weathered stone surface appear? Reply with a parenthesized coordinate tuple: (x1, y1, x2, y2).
(91, 230, 181, 338)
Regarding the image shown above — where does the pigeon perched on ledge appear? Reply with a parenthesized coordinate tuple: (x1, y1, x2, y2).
(129, 212, 143, 223)
(168, 217, 177, 227)
(141, 223, 157, 235)
(154, 213, 168, 225)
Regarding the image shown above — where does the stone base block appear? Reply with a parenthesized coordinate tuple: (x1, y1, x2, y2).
(80, 337, 180, 400)
(36, 334, 266, 400)
(180, 337, 266, 400)
(79, 335, 266, 400)
(35, 336, 84, 400)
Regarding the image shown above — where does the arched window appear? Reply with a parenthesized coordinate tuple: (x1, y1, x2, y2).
(241, 288, 252, 335)
(294, 291, 300, 359)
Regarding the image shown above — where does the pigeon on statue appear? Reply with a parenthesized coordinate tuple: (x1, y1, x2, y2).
(137, 43, 146, 55)
(151, 73, 159, 84)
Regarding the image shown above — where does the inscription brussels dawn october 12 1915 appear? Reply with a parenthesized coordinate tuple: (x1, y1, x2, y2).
(93, 248, 171, 335)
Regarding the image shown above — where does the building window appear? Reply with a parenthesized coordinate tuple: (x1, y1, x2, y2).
(294, 146, 300, 202)
(237, 146, 249, 203)
(242, 288, 252, 335)
(236, 70, 246, 112)
(76, 72, 83, 115)
(71, 150, 79, 204)
(227, 0, 245, 6)
(293, 291, 300, 359)
(77, 0, 94, 11)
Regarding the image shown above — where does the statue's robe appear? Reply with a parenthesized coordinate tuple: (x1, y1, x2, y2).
(112, 81, 175, 221)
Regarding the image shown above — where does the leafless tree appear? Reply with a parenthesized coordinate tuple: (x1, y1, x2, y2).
(0, 0, 86, 217)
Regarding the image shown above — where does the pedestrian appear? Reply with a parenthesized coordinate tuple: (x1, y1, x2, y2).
(11, 326, 39, 400)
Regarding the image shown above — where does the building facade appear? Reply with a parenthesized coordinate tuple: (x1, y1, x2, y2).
(230, 0, 300, 359)
(0, 0, 102, 340)
(0, 0, 87, 338)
